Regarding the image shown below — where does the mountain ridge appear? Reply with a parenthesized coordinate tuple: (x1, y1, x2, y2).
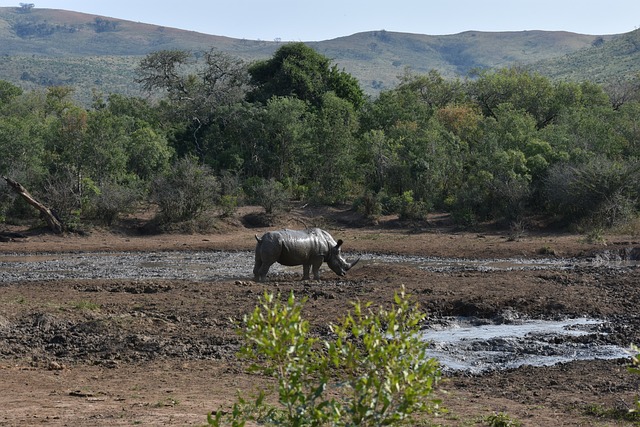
(0, 6, 635, 103)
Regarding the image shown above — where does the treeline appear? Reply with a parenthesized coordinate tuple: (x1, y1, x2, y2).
(2, 42, 640, 232)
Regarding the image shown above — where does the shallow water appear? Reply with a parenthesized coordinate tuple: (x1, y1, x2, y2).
(422, 317, 630, 373)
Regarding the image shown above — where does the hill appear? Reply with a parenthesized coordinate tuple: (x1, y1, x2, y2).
(533, 28, 640, 83)
(0, 6, 633, 104)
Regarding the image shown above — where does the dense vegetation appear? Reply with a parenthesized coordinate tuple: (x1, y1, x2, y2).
(2, 42, 640, 233)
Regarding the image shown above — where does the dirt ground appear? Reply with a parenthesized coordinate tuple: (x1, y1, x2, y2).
(2, 206, 640, 426)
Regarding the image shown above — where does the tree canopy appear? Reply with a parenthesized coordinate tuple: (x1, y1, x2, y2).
(248, 42, 365, 109)
(3, 45, 640, 233)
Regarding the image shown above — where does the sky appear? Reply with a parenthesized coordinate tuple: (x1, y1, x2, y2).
(1, 0, 639, 41)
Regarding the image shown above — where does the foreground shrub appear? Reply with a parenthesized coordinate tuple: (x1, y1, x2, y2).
(209, 287, 441, 426)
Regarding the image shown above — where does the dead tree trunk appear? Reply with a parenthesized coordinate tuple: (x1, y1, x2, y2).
(2, 176, 64, 234)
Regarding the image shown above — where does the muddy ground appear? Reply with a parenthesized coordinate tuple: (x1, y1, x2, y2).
(2, 207, 640, 426)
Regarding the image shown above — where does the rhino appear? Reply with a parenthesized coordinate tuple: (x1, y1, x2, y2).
(253, 228, 360, 281)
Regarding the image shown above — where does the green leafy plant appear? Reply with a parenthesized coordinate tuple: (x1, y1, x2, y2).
(209, 287, 441, 426)
(151, 156, 220, 224)
(629, 344, 640, 413)
(485, 411, 522, 427)
(328, 288, 442, 426)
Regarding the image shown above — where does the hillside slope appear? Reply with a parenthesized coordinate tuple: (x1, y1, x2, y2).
(534, 28, 640, 83)
(0, 6, 630, 103)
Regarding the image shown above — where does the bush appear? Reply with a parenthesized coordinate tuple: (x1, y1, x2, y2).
(41, 167, 81, 224)
(209, 287, 442, 426)
(151, 157, 220, 224)
(380, 190, 429, 221)
(84, 181, 142, 226)
(545, 157, 640, 229)
(353, 190, 382, 221)
(245, 177, 289, 215)
(485, 411, 522, 427)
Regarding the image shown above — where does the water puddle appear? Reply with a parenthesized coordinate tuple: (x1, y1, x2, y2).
(422, 317, 630, 373)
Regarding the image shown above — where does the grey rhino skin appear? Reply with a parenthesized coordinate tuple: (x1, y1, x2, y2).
(253, 228, 359, 281)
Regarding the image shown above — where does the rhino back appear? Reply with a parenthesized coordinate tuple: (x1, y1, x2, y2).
(262, 229, 332, 265)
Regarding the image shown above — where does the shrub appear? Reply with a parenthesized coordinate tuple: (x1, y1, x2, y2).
(245, 177, 289, 215)
(544, 157, 640, 230)
(151, 157, 220, 224)
(380, 190, 429, 221)
(209, 287, 442, 426)
(85, 181, 141, 226)
(485, 411, 522, 427)
(353, 190, 382, 221)
(41, 167, 81, 224)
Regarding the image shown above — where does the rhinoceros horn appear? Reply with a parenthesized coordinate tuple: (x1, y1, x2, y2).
(347, 257, 360, 270)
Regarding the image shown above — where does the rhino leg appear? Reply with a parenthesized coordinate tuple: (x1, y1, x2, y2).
(302, 264, 311, 280)
(253, 251, 274, 282)
(311, 256, 323, 280)
(254, 261, 272, 282)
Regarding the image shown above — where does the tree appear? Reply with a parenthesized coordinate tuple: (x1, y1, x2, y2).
(469, 67, 567, 129)
(136, 49, 250, 161)
(248, 42, 364, 109)
(307, 92, 360, 203)
(93, 17, 119, 33)
(262, 96, 310, 181)
(18, 3, 34, 12)
(396, 69, 465, 111)
(0, 80, 23, 106)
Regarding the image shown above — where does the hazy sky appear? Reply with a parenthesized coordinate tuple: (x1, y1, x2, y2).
(2, 0, 639, 41)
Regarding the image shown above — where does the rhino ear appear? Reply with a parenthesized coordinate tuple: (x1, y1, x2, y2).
(336, 239, 343, 249)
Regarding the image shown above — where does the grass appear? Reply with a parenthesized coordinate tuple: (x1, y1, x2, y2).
(69, 300, 101, 310)
(583, 403, 640, 423)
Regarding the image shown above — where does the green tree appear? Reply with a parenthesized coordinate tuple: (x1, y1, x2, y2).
(307, 92, 360, 203)
(261, 96, 311, 183)
(248, 42, 364, 109)
(396, 69, 465, 111)
(0, 80, 23, 106)
(136, 49, 250, 161)
(469, 67, 571, 129)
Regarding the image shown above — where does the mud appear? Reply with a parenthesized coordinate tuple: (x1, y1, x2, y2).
(2, 208, 640, 426)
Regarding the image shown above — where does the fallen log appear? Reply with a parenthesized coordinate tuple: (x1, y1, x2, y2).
(2, 176, 64, 234)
